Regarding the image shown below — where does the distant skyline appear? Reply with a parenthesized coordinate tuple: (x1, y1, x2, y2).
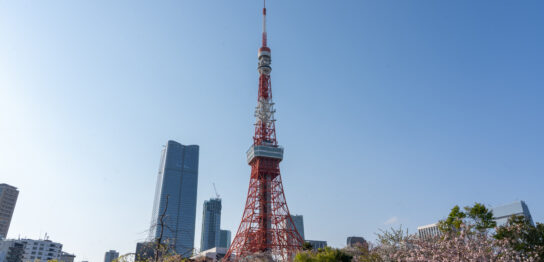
(1, 1, 543, 261)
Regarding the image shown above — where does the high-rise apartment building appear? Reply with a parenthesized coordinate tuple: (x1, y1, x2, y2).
(149, 140, 199, 257)
(104, 250, 119, 262)
(219, 230, 231, 249)
(492, 200, 534, 226)
(289, 215, 305, 241)
(0, 184, 19, 239)
(200, 198, 221, 251)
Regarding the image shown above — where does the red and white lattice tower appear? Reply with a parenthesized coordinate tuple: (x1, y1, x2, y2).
(223, 2, 303, 261)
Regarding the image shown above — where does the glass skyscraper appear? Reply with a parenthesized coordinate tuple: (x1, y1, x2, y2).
(149, 140, 199, 257)
(200, 198, 222, 251)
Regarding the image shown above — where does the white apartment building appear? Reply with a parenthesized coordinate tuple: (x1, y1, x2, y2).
(19, 238, 63, 262)
(417, 223, 442, 240)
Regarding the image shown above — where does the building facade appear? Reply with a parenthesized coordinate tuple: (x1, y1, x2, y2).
(104, 250, 119, 262)
(289, 215, 305, 241)
(191, 247, 227, 261)
(492, 200, 534, 226)
(0, 239, 25, 262)
(417, 223, 442, 240)
(59, 252, 76, 262)
(306, 240, 327, 250)
(149, 140, 199, 257)
(135, 242, 154, 261)
(0, 184, 19, 239)
(346, 236, 367, 247)
(219, 230, 231, 249)
(18, 238, 62, 262)
(200, 198, 222, 251)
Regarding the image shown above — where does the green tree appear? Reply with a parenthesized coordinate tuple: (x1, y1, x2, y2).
(438, 203, 495, 233)
(494, 215, 544, 258)
(465, 202, 496, 231)
(295, 247, 352, 262)
(302, 242, 314, 251)
(343, 244, 382, 262)
(438, 205, 466, 232)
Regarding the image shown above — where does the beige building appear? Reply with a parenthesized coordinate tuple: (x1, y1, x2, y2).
(0, 184, 19, 239)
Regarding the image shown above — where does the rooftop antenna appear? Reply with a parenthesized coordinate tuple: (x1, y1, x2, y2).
(213, 183, 220, 199)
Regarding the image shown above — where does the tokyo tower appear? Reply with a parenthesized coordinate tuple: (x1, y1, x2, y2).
(223, 1, 304, 261)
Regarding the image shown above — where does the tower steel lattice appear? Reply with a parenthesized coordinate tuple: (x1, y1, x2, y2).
(223, 2, 303, 261)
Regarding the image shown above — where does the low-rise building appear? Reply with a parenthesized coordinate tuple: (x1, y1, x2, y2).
(58, 252, 76, 262)
(346, 236, 366, 247)
(306, 240, 327, 250)
(417, 223, 442, 240)
(191, 247, 227, 261)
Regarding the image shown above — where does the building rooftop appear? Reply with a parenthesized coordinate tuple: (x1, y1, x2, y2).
(0, 183, 17, 189)
(492, 200, 533, 226)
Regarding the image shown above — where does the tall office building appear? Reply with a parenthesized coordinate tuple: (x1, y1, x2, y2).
(289, 215, 305, 241)
(200, 198, 222, 251)
(492, 200, 534, 226)
(104, 250, 119, 262)
(149, 140, 199, 257)
(0, 184, 19, 239)
(219, 230, 231, 249)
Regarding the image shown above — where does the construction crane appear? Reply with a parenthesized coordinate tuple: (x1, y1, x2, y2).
(213, 183, 220, 199)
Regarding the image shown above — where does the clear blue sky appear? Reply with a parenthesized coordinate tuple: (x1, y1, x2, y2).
(1, 1, 543, 261)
